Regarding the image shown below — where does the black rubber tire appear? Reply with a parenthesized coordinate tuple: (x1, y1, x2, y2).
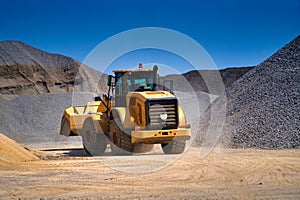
(109, 120, 134, 155)
(81, 117, 107, 156)
(60, 117, 71, 136)
(161, 140, 186, 154)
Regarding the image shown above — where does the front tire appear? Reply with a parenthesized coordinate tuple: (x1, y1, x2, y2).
(161, 140, 186, 154)
(109, 120, 134, 155)
(81, 117, 107, 156)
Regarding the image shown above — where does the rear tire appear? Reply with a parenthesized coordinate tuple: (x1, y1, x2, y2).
(161, 140, 186, 154)
(81, 117, 107, 156)
(109, 120, 134, 155)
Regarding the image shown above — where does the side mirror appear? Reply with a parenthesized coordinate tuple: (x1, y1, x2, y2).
(94, 96, 101, 101)
(107, 75, 113, 86)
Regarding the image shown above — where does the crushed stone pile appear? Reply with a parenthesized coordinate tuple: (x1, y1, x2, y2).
(197, 35, 299, 149)
(0, 92, 96, 145)
(0, 133, 39, 165)
(222, 35, 300, 149)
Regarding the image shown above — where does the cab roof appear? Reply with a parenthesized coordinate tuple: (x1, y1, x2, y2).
(113, 69, 153, 73)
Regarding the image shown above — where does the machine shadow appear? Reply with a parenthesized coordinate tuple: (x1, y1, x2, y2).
(41, 146, 165, 157)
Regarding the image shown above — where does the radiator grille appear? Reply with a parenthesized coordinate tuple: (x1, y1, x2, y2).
(146, 99, 178, 130)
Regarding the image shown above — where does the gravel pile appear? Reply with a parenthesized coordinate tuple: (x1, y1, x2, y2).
(0, 93, 96, 146)
(221, 35, 300, 149)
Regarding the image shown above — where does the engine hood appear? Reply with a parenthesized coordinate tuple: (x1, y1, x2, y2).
(127, 91, 176, 103)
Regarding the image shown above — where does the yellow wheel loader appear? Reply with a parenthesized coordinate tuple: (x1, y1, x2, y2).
(60, 65, 191, 155)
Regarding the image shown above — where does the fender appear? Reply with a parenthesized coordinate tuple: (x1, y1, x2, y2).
(111, 107, 136, 130)
(178, 105, 187, 127)
(111, 107, 126, 126)
(111, 107, 126, 123)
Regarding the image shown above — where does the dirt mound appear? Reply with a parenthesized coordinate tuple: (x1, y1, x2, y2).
(0, 133, 39, 165)
(0, 40, 107, 99)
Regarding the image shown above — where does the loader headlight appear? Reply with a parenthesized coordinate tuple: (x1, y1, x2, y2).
(159, 113, 168, 121)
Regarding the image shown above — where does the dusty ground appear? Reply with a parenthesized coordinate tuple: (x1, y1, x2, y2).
(0, 142, 299, 200)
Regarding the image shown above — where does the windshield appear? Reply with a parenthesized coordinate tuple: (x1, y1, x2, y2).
(128, 71, 154, 91)
(114, 71, 158, 106)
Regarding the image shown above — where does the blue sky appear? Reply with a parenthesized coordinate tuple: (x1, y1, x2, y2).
(0, 0, 299, 73)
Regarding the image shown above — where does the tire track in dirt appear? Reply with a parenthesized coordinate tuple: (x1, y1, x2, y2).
(1, 145, 300, 199)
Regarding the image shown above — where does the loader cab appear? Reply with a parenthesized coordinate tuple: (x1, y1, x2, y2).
(112, 66, 159, 107)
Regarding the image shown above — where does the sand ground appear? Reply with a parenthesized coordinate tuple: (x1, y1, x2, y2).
(0, 144, 299, 199)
